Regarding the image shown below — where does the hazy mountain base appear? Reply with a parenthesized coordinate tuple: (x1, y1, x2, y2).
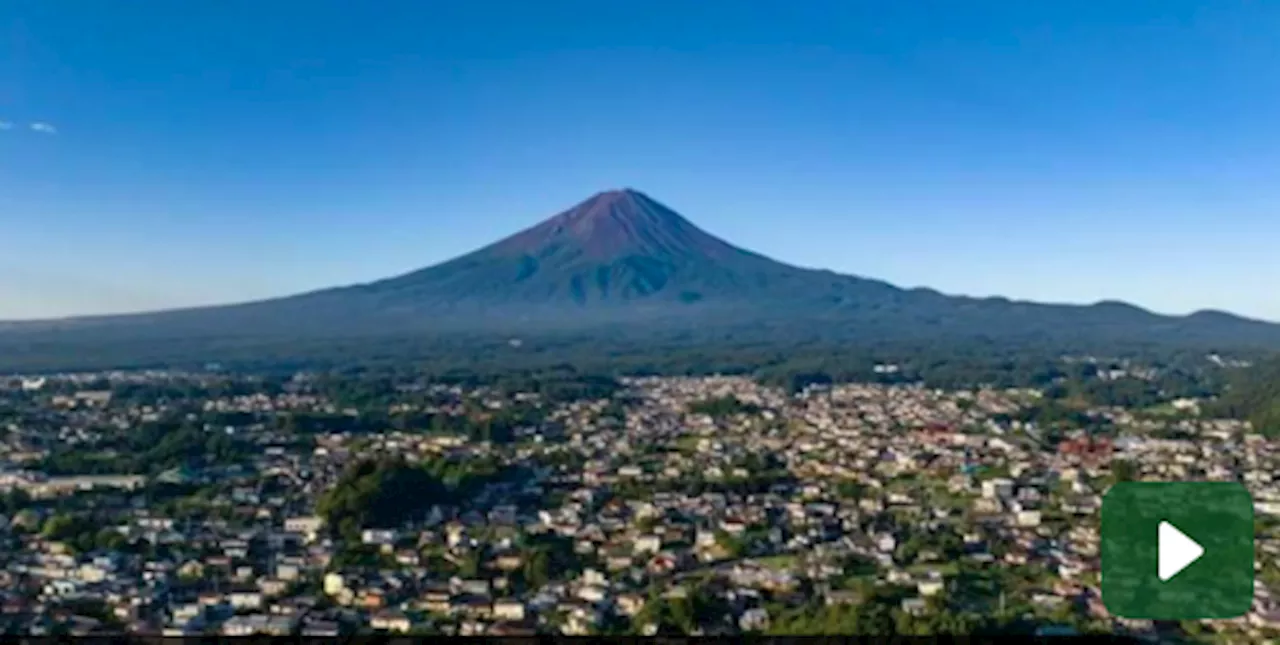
(0, 309, 1259, 382)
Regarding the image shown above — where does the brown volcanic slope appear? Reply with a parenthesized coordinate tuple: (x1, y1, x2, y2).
(357, 187, 896, 312)
(4, 188, 1280, 354)
(491, 188, 748, 262)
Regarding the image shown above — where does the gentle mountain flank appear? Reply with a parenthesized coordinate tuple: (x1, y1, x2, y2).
(1, 188, 1279, 371)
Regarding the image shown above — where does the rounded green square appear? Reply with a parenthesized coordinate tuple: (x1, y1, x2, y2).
(1101, 481, 1254, 620)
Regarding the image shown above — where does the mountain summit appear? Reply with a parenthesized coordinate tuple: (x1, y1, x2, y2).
(3, 187, 1280, 371)
(360, 188, 840, 309)
(489, 188, 723, 260)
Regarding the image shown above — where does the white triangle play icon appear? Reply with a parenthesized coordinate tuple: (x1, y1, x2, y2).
(1158, 521, 1204, 581)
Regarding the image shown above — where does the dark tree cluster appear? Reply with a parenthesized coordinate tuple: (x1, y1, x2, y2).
(316, 455, 525, 540)
(686, 395, 761, 418)
(1209, 356, 1280, 437)
(42, 420, 253, 476)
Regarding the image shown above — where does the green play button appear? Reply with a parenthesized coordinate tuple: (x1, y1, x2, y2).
(1101, 482, 1254, 620)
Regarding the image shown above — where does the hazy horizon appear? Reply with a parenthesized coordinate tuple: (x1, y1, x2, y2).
(3, 1, 1279, 320)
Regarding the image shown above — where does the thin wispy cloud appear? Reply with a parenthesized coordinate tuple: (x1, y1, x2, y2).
(29, 122, 57, 134)
(0, 121, 12, 130)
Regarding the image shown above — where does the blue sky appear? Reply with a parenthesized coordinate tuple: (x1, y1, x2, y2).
(2, 0, 1279, 320)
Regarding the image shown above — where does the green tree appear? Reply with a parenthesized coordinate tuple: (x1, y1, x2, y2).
(523, 550, 551, 589)
(1110, 458, 1138, 483)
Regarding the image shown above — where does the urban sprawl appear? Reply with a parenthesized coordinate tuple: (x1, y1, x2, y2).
(0, 364, 1277, 641)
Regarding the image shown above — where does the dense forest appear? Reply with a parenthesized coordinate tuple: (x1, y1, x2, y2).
(0, 316, 1262, 379)
(1207, 358, 1280, 436)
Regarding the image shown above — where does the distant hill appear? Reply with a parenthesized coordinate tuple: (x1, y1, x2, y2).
(2, 188, 1279, 371)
